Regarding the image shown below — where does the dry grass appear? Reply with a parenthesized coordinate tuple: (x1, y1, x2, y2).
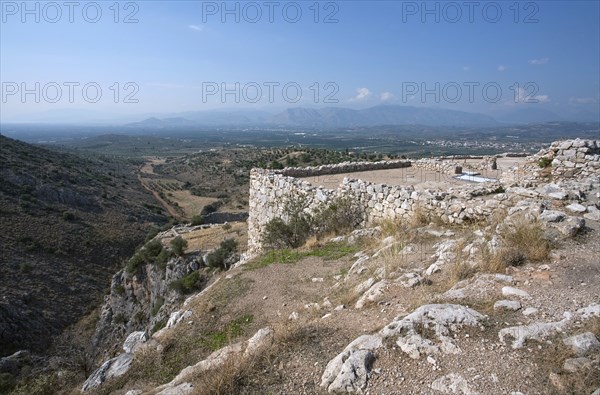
(445, 239, 478, 287)
(531, 332, 600, 395)
(183, 222, 248, 253)
(409, 205, 430, 228)
(169, 190, 219, 218)
(378, 218, 404, 238)
(501, 217, 552, 262)
(477, 216, 551, 275)
(487, 207, 508, 228)
(582, 316, 600, 337)
(191, 318, 330, 395)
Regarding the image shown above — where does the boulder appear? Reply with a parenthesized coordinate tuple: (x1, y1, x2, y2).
(499, 313, 572, 349)
(355, 280, 389, 309)
(501, 286, 531, 299)
(563, 332, 600, 356)
(0, 350, 30, 375)
(82, 353, 133, 391)
(539, 210, 566, 223)
(566, 203, 587, 214)
(122, 331, 148, 353)
(320, 335, 382, 393)
(156, 383, 195, 395)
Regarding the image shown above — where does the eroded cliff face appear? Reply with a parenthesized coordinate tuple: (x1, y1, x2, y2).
(91, 251, 206, 359)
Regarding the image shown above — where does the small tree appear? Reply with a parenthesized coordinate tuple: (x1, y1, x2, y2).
(170, 236, 188, 256)
(206, 238, 238, 270)
(262, 195, 312, 249)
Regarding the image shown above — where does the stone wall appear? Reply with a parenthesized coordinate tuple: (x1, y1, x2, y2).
(247, 168, 507, 253)
(280, 159, 411, 177)
(247, 139, 600, 253)
(547, 139, 600, 178)
(412, 156, 498, 175)
(500, 139, 600, 186)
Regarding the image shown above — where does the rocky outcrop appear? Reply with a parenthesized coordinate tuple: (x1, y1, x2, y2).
(91, 238, 208, 360)
(320, 335, 382, 393)
(321, 304, 485, 392)
(82, 331, 148, 391)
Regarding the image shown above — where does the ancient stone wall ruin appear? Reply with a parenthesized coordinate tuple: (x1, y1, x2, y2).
(248, 164, 507, 253)
(247, 140, 600, 253)
(547, 139, 600, 178)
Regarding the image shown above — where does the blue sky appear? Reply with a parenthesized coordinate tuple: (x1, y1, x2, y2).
(1, 0, 599, 121)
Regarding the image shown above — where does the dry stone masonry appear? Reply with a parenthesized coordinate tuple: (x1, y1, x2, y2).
(248, 139, 600, 253)
(547, 139, 600, 178)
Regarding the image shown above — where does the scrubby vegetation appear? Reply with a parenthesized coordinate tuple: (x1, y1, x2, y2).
(169, 271, 205, 295)
(170, 236, 188, 257)
(262, 195, 364, 250)
(0, 135, 166, 354)
(126, 239, 172, 274)
(538, 156, 552, 168)
(206, 238, 238, 270)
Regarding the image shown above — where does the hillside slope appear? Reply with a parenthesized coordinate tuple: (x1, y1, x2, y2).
(0, 136, 166, 354)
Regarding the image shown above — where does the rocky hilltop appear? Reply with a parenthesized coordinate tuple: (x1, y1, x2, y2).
(3, 139, 599, 395)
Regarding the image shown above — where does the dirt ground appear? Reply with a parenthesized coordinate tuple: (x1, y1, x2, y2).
(301, 157, 525, 190)
(180, 219, 600, 394)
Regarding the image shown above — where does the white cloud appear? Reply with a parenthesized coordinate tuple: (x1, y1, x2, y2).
(528, 58, 549, 65)
(380, 92, 394, 101)
(570, 97, 597, 104)
(188, 24, 203, 31)
(462, 66, 470, 71)
(351, 87, 372, 101)
(497, 65, 507, 72)
(535, 95, 550, 103)
(513, 87, 550, 103)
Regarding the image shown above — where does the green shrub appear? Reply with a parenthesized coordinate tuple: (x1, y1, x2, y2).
(206, 238, 238, 270)
(145, 226, 160, 242)
(313, 196, 363, 238)
(169, 271, 205, 294)
(261, 194, 362, 250)
(191, 215, 203, 226)
(200, 201, 222, 216)
(538, 157, 552, 168)
(114, 284, 125, 296)
(155, 249, 173, 270)
(0, 373, 16, 394)
(145, 239, 164, 257)
(262, 217, 311, 249)
(170, 236, 188, 256)
(152, 319, 166, 334)
(126, 239, 165, 274)
(126, 252, 146, 274)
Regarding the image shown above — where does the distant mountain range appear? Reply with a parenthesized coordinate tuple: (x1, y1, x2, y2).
(126, 105, 501, 128)
(4, 105, 598, 127)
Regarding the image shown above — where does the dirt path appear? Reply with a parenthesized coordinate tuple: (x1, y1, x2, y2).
(137, 158, 182, 220)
